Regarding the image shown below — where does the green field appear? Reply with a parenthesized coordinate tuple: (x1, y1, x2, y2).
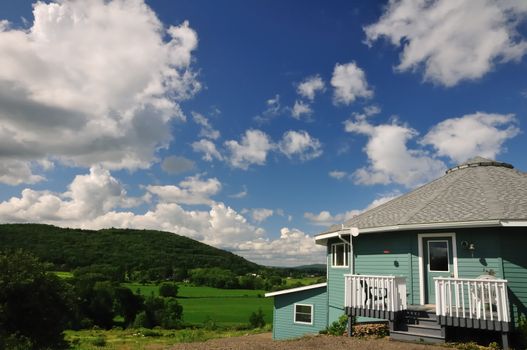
(124, 283, 273, 326)
(53, 271, 74, 279)
(179, 296, 272, 325)
(284, 276, 322, 286)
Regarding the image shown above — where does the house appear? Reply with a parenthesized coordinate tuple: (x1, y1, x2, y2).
(265, 157, 527, 349)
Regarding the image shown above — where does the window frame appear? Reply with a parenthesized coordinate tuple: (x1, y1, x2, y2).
(331, 242, 349, 268)
(294, 303, 313, 325)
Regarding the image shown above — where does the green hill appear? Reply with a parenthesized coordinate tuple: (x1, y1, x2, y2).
(0, 224, 260, 275)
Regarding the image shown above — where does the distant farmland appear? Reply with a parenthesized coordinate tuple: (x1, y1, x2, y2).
(125, 283, 273, 326)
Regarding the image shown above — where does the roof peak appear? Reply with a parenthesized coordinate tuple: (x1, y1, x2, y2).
(446, 156, 513, 174)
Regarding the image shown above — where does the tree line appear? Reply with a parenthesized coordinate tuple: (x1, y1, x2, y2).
(0, 250, 183, 350)
(0, 224, 260, 277)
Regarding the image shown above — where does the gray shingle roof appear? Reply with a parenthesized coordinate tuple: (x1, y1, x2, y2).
(321, 157, 527, 234)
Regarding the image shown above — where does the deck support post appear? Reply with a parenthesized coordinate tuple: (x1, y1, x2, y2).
(501, 332, 509, 350)
(347, 315, 353, 337)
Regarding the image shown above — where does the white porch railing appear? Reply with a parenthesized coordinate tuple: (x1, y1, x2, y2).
(345, 274, 407, 312)
(435, 277, 510, 323)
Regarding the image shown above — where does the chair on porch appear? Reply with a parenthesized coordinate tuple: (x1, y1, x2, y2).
(360, 280, 388, 309)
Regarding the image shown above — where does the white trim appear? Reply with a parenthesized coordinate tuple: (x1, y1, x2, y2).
(264, 283, 327, 297)
(500, 220, 527, 227)
(427, 240, 450, 272)
(315, 220, 503, 244)
(418, 232, 458, 305)
(294, 303, 313, 325)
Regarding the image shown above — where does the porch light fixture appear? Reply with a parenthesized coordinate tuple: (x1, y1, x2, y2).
(461, 241, 476, 257)
(468, 243, 475, 257)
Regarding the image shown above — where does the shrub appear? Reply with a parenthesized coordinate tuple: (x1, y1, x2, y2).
(249, 308, 266, 328)
(326, 315, 348, 336)
(516, 315, 527, 348)
(159, 283, 178, 298)
(453, 341, 481, 350)
(0, 334, 33, 350)
(203, 316, 218, 330)
(141, 329, 162, 337)
(133, 311, 150, 328)
(91, 335, 106, 347)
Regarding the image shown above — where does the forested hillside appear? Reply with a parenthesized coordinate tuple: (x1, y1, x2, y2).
(0, 224, 260, 275)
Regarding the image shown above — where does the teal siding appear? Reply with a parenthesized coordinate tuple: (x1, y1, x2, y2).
(326, 234, 417, 323)
(456, 229, 504, 279)
(353, 232, 415, 320)
(354, 232, 414, 294)
(272, 286, 328, 340)
(455, 227, 527, 325)
(500, 228, 527, 325)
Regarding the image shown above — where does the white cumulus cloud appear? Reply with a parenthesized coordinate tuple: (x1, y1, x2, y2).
(251, 208, 274, 223)
(364, 0, 527, 86)
(0, 0, 200, 184)
(329, 170, 347, 180)
(237, 227, 325, 266)
(297, 75, 325, 101)
(192, 112, 220, 140)
(278, 130, 322, 161)
(422, 112, 519, 163)
(224, 130, 274, 169)
(304, 193, 400, 227)
(344, 117, 445, 187)
(331, 62, 373, 105)
(192, 139, 223, 161)
(291, 100, 313, 120)
(146, 175, 221, 206)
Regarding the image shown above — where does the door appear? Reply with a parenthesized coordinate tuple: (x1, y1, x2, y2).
(423, 237, 453, 304)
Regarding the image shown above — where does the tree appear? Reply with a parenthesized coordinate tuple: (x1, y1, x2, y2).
(161, 297, 183, 329)
(88, 281, 115, 329)
(114, 287, 144, 327)
(159, 283, 178, 298)
(249, 308, 266, 328)
(0, 250, 73, 349)
(133, 296, 183, 329)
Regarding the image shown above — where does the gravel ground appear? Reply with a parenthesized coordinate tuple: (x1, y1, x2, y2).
(167, 333, 448, 350)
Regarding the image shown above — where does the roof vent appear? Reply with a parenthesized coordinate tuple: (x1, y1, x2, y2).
(446, 156, 513, 174)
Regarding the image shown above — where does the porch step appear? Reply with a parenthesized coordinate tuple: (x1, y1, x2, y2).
(405, 324, 443, 337)
(390, 330, 445, 344)
(389, 310, 445, 344)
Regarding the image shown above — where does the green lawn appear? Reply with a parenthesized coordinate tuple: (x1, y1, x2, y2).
(52, 271, 74, 279)
(123, 282, 160, 297)
(178, 284, 266, 298)
(284, 276, 321, 286)
(123, 283, 273, 326)
(179, 296, 272, 325)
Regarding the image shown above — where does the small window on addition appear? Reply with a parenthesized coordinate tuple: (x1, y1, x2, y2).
(331, 243, 348, 267)
(294, 304, 313, 324)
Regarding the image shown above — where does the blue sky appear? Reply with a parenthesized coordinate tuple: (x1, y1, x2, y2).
(0, 0, 526, 266)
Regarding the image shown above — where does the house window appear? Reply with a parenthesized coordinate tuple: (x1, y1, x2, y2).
(428, 240, 449, 272)
(331, 243, 349, 267)
(294, 304, 313, 324)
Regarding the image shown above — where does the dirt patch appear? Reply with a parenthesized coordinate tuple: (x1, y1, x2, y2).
(168, 332, 447, 350)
